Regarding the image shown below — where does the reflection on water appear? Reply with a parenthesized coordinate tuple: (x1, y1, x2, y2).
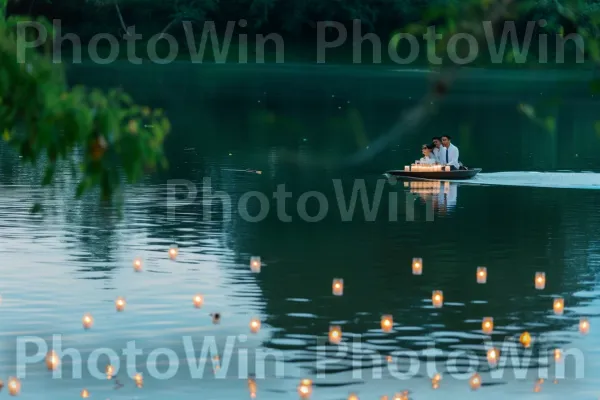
(2, 65, 600, 399)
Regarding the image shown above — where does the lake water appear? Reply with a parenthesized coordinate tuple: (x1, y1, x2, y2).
(1, 64, 600, 399)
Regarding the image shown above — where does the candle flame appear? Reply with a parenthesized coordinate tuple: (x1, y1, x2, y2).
(82, 313, 93, 329)
(115, 297, 126, 312)
(134, 373, 143, 388)
(250, 318, 261, 333)
(579, 318, 590, 334)
(469, 373, 481, 390)
(193, 294, 204, 308)
(46, 350, 59, 370)
(8, 377, 20, 396)
(520, 331, 532, 348)
(81, 389, 90, 398)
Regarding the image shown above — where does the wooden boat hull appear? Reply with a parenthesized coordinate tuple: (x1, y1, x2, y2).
(385, 168, 482, 180)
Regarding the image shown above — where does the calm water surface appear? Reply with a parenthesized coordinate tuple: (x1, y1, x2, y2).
(1, 64, 600, 399)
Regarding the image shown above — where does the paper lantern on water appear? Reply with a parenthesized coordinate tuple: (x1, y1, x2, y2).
(134, 373, 143, 388)
(579, 318, 590, 335)
(82, 313, 93, 329)
(133, 258, 143, 272)
(297, 379, 312, 399)
(535, 272, 546, 289)
(250, 318, 261, 333)
(553, 298, 564, 315)
(348, 394, 359, 400)
(248, 378, 257, 398)
(381, 315, 393, 332)
(432, 291, 443, 308)
(412, 258, 423, 275)
(469, 373, 481, 390)
(115, 297, 126, 312)
(476, 267, 487, 284)
(332, 279, 344, 296)
(106, 364, 115, 380)
(554, 349, 562, 362)
(482, 317, 494, 334)
(250, 256, 261, 273)
(168, 245, 178, 260)
(7, 377, 20, 396)
(487, 348, 499, 366)
(81, 389, 90, 398)
(46, 350, 59, 371)
(329, 326, 342, 344)
(193, 294, 204, 308)
(520, 331, 531, 348)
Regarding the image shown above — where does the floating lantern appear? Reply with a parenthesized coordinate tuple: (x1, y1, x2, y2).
(412, 258, 423, 275)
(534, 383, 541, 393)
(193, 294, 204, 308)
(348, 394, 359, 400)
(329, 326, 342, 344)
(487, 348, 499, 366)
(579, 318, 590, 334)
(432, 291, 443, 308)
(432, 373, 441, 389)
(106, 364, 114, 379)
(82, 313, 93, 329)
(404, 166, 410, 171)
(115, 297, 126, 312)
(476, 267, 487, 284)
(169, 245, 178, 260)
(520, 331, 532, 348)
(381, 315, 393, 332)
(250, 256, 261, 273)
(469, 373, 481, 390)
(134, 373, 143, 388)
(7, 377, 20, 396)
(133, 258, 143, 272)
(386, 355, 393, 363)
(248, 378, 257, 398)
(81, 389, 90, 398)
(482, 317, 494, 334)
(332, 279, 344, 296)
(535, 272, 546, 290)
(554, 349, 562, 362)
(297, 379, 312, 399)
(444, 166, 451, 172)
(553, 298, 564, 315)
(46, 350, 59, 370)
(250, 318, 261, 333)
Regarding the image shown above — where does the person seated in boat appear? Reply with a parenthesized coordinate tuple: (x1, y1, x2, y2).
(431, 137, 443, 163)
(419, 144, 437, 164)
(440, 135, 460, 170)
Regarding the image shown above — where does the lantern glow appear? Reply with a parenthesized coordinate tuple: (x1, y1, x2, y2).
(432, 290, 443, 308)
(297, 379, 312, 399)
(535, 272, 546, 289)
(106, 364, 114, 379)
(329, 326, 342, 344)
(169, 245, 178, 260)
(82, 313, 93, 329)
(250, 256, 261, 273)
(554, 349, 562, 362)
(133, 258, 143, 272)
(482, 317, 494, 334)
(487, 348, 499, 366)
(520, 331, 532, 348)
(134, 373, 143, 388)
(332, 278, 344, 296)
(381, 315, 393, 332)
(579, 318, 590, 334)
(476, 267, 487, 284)
(115, 297, 126, 312)
(7, 377, 20, 396)
(250, 318, 261, 333)
(553, 298, 564, 315)
(412, 258, 423, 275)
(469, 373, 481, 390)
(348, 394, 359, 400)
(248, 378, 257, 398)
(81, 389, 90, 398)
(46, 350, 59, 370)
(193, 294, 204, 308)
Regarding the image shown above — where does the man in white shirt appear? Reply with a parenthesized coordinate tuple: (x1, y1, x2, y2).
(431, 137, 443, 163)
(441, 135, 460, 170)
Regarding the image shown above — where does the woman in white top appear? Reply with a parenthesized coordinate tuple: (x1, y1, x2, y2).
(419, 144, 437, 165)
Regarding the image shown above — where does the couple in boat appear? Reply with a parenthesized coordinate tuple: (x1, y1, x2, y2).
(419, 135, 463, 170)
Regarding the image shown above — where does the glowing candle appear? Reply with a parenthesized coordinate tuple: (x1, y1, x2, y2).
(404, 166, 409, 171)
(487, 348, 499, 366)
(250, 256, 261, 273)
(8, 377, 20, 396)
(381, 315, 393, 332)
(82, 313, 93, 329)
(193, 294, 204, 308)
(329, 326, 342, 344)
(81, 389, 90, 398)
(476, 267, 487, 284)
(520, 331, 531, 348)
(133, 258, 143, 272)
(250, 318, 261, 333)
(444, 166, 451, 172)
(386, 355, 393, 363)
(579, 318, 590, 334)
(106, 364, 114, 379)
(169, 245, 178, 260)
(535, 272, 546, 290)
(554, 349, 562, 362)
(46, 350, 59, 370)
(553, 298, 564, 315)
(115, 297, 126, 312)
(392, 393, 408, 400)
(332, 278, 344, 296)
(432, 290, 443, 308)
(482, 317, 494, 334)
(248, 378, 257, 398)
(432, 373, 441, 389)
(134, 373, 143, 388)
(348, 394, 359, 400)
(297, 379, 312, 399)
(469, 373, 481, 390)
(412, 258, 423, 275)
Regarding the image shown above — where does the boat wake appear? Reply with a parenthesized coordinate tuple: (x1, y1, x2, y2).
(468, 171, 600, 190)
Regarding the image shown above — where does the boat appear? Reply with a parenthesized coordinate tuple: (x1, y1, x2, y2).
(385, 168, 482, 180)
